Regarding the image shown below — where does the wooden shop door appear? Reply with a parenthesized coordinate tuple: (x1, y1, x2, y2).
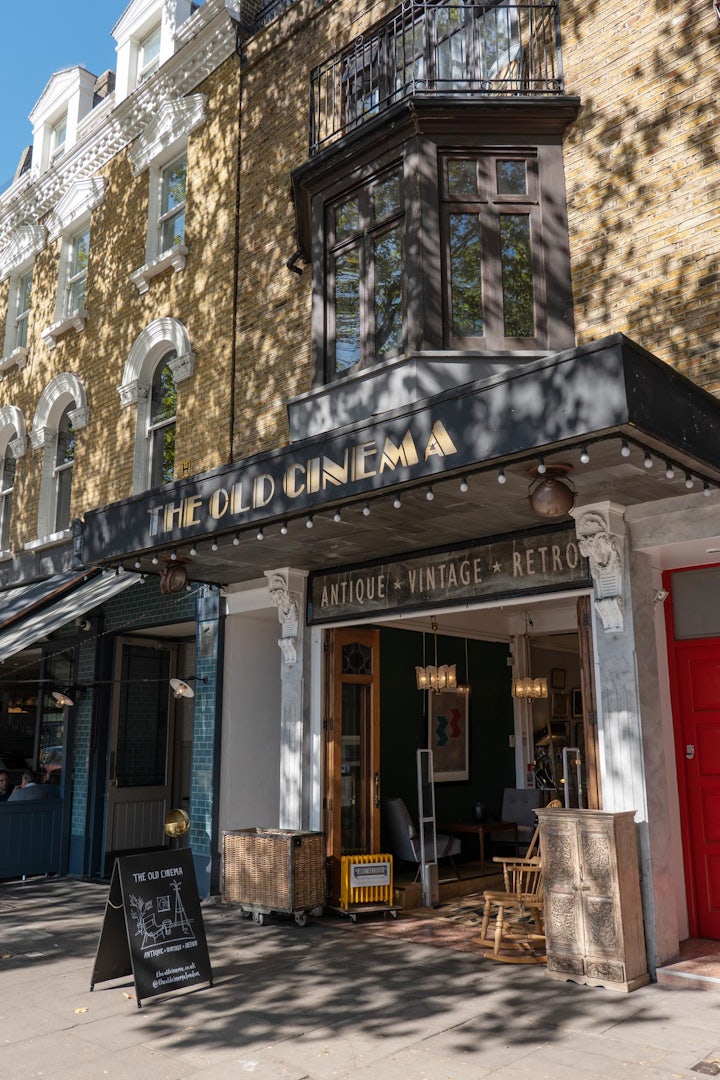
(325, 628, 381, 893)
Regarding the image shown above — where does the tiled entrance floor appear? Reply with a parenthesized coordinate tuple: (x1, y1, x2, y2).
(656, 938, 720, 990)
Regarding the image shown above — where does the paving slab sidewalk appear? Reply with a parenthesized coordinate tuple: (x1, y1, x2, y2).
(1, 877, 720, 1080)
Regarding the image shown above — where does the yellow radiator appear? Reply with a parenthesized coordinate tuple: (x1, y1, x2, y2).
(339, 854, 393, 909)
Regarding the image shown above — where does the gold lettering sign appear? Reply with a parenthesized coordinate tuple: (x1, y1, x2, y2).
(146, 419, 459, 539)
(309, 529, 589, 624)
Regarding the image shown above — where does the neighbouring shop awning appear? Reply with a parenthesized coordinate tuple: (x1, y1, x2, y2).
(0, 570, 91, 627)
(0, 569, 141, 663)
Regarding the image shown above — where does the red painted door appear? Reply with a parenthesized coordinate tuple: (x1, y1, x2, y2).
(676, 641, 720, 939)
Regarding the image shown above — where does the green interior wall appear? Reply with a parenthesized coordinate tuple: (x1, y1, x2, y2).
(379, 626, 515, 837)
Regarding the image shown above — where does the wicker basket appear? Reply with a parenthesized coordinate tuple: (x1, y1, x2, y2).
(222, 828, 326, 912)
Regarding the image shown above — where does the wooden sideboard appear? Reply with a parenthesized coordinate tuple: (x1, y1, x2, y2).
(536, 808, 649, 993)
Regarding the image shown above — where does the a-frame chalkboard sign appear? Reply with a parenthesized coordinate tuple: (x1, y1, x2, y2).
(90, 847, 213, 1008)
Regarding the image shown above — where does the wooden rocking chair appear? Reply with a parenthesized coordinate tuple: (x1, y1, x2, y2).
(478, 800, 560, 962)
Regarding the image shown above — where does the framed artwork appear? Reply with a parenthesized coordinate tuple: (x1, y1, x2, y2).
(551, 691, 569, 719)
(550, 667, 566, 690)
(428, 689, 469, 782)
(571, 687, 583, 719)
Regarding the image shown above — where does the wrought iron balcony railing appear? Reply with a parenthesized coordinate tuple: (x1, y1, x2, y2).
(309, 0, 563, 155)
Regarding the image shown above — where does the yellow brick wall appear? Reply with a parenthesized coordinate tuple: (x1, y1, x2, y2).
(231, 0, 397, 460)
(560, 0, 720, 395)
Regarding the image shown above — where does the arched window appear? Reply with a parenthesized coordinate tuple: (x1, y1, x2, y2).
(148, 355, 177, 487)
(53, 405, 76, 532)
(0, 444, 17, 552)
(0, 405, 28, 555)
(119, 318, 194, 494)
(30, 373, 88, 543)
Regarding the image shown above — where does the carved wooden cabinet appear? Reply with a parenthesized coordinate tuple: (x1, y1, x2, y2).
(536, 808, 649, 993)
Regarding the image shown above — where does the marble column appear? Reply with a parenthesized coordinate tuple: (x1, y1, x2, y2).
(265, 567, 309, 831)
(571, 501, 679, 972)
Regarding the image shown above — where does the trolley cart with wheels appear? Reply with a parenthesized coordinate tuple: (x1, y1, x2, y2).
(238, 903, 311, 927)
(222, 828, 325, 927)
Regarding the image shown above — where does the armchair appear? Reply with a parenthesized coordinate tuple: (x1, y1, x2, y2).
(383, 797, 460, 879)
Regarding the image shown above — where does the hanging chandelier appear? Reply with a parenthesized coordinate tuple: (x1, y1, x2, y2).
(416, 619, 457, 693)
(511, 676, 548, 700)
(510, 610, 548, 700)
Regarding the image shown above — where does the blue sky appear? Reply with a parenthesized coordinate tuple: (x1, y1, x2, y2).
(0, 1, 128, 192)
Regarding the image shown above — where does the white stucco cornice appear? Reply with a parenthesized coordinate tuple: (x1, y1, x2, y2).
(0, 224, 46, 281)
(130, 94, 207, 174)
(46, 178, 106, 241)
(0, 0, 242, 248)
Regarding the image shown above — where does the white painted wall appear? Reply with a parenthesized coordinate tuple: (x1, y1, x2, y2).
(218, 609, 281, 843)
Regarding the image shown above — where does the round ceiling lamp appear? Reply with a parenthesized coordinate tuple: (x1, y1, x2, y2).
(527, 463, 575, 518)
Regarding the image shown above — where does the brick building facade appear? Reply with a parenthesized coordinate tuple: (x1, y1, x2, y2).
(1, 0, 719, 978)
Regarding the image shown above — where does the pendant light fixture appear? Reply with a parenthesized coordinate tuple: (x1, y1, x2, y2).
(457, 636, 471, 695)
(510, 611, 548, 700)
(416, 618, 457, 693)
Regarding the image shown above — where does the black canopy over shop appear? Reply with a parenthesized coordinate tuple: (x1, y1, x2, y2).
(81, 334, 720, 584)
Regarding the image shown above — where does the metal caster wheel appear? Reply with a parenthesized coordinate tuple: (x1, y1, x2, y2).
(294, 912, 308, 927)
(253, 911, 266, 926)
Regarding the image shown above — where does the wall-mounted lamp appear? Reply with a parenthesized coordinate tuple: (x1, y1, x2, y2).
(51, 675, 208, 708)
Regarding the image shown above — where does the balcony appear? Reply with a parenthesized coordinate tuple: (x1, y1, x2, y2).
(310, 0, 563, 155)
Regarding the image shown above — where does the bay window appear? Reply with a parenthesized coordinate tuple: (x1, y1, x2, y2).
(443, 152, 541, 349)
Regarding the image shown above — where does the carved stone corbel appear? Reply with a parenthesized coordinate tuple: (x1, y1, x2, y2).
(266, 571, 299, 667)
(571, 503, 626, 633)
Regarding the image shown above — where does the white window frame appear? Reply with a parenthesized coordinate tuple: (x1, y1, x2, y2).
(13, 269, 33, 350)
(28, 374, 88, 548)
(129, 95, 205, 293)
(1, 266, 33, 370)
(63, 226, 90, 318)
(0, 225, 45, 370)
(118, 318, 194, 494)
(52, 407, 75, 534)
(41, 179, 104, 348)
(0, 448, 14, 554)
(147, 355, 178, 488)
(0, 406, 27, 559)
(49, 113, 67, 164)
(156, 152, 187, 255)
(138, 23, 162, 84)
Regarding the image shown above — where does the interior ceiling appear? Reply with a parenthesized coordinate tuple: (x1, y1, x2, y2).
(126, 433, 720, 589)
